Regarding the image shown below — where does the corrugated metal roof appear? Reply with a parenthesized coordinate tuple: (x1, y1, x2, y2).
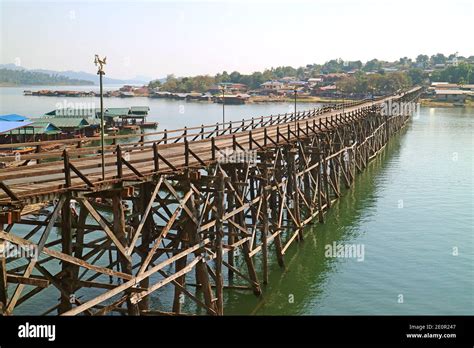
(434, 89, 468, 95)
(0, 114, 30, 122)
(130, 106, 150, 113)
(105, 108, 130, 116)
(9, 120, 61, 135)
(0, 121, 33, 134)
(44, 117, 90, 128)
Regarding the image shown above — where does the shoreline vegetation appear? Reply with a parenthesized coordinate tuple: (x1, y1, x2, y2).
(0, 68, 94, 86)
(4, 53, 474, 108)
(18, 88, 473, 107)
(419, 98, 474, 107)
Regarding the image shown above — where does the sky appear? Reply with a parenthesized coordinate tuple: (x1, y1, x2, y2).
(1, 0, 473, 80)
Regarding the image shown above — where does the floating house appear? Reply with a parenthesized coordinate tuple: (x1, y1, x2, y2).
(1, 120, 61, 143)
(42, 106, 156, 131)
(215, 94, 250, 105)
(41, 117, 91, 136)
(0, 114, 33, 144)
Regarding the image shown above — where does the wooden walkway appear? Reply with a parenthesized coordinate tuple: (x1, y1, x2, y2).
(0, 89, 418, 208)
(0, 87, 423, 316)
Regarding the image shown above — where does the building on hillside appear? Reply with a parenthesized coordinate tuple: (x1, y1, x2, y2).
(307, 78, 323, 87)
(261, 81, 283, 90)
(311, 85, 338, 97)
(209, 83, 248, 94)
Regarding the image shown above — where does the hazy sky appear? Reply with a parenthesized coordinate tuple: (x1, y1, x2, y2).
(1, 0, 472, 80)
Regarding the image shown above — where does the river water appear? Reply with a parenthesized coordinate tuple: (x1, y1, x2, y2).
(1, 86, 472, 315)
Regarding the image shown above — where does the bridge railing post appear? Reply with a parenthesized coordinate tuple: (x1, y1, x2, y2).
(62, 149, 71, 188)
(184, 139, 189, 167)
(163, 129, 168, 144)
(211, 137, 216, 160)
(116, 145, 123, 179)
(153, 142, 159, 172)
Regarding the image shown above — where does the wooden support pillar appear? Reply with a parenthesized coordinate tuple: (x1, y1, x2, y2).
(73, 204, 87, 292)
(0, 231, 7, 315)
(214, 170, 225, 315)
(138, 182, 154, 312)
(301, 142, 312, 215)
(227, 166, 237, 282)
(172, 241, 187, 314)
(234, 166, 261, 296)
(260, 153, 269, 284)
(271, 154, 285, 268)
(323, 144, 331, 210)
(315, 147, 325, 224)
(288, 147, 302, 241)
(112, 194, 140, 315)
(59, 194, 73, 314)
(190, 182, 217, 315)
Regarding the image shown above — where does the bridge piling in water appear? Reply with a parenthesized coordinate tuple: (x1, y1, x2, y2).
(0, 88, 423, 315)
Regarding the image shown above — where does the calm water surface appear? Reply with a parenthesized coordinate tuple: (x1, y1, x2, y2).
(1, 87, 472, 315)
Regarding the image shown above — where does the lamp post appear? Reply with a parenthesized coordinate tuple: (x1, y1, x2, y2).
(220, 85, 226, 130)
(94, 54, 106, 180)
(341, 87, 345, 115)
(293, 87, 297, 132)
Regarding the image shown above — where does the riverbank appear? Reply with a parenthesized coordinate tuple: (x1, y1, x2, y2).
(419, 98, 474, 107)
(250, 96, 353, 103)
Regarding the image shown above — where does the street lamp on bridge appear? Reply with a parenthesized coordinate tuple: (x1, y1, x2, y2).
(293, 87, 298, 132)
(94, 54, 106, 181)
(220, 84, 226, 130)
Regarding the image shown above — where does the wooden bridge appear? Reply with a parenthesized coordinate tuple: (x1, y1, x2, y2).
(0, 87, 422, 315)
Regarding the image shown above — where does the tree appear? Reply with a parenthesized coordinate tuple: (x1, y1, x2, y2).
(407, 68, 426, 85)
(430, 53, 447, 65)
(148, 79, 162, 89)
(363, 59, 381, 72)
(416, 54, 429, 69)
(230, 71, 241, 83)
(431, 62, 473, 84)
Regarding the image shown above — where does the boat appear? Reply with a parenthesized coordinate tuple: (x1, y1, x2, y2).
(122, 124, 140, 131)
(139, 122, 158, 129)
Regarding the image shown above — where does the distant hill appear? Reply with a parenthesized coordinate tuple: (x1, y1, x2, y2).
(0, 64, 153, 86)
(0, 68, 94, 86)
